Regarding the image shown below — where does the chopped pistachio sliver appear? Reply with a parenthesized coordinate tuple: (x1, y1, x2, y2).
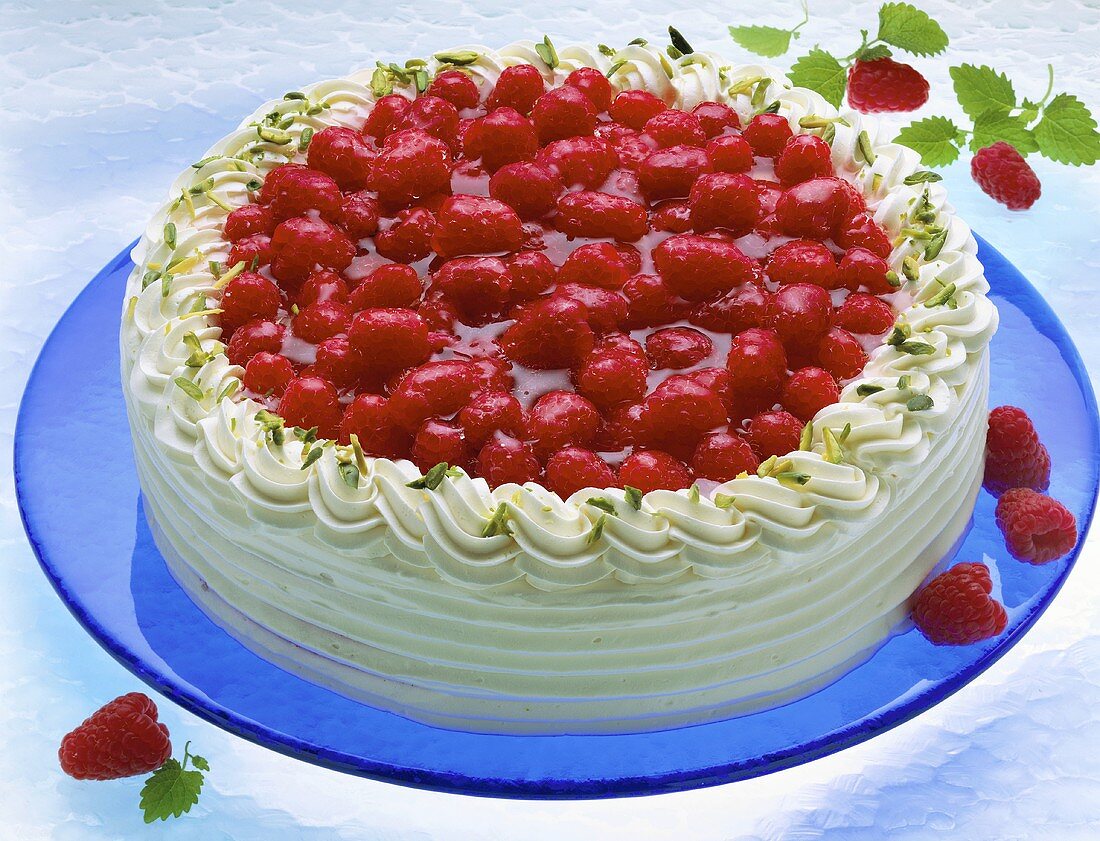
(535, 35, 559, 70)
(898, 340, 935, 355)
(856, 130, 876, 165)
(776, 471, 811, 487)
(597, 43, 617, 57)
(903, 170, 942, 186)
(822, 426, 843, 464)
(370, 67, 392, 97)
(885, 270, 901, 288)
(897, 374, 911, 389)
(434, 50, 480, 66)
(164, 221, 177, 249)
(191, 154, 220, 169)
(160, 273, 172, 299)
(627, 37, 648, 46)
(839, 422, 852, 443)
(338, 460, 360, 488)
(624, 485, 643, 510)
(405, 58, 427, 68)
(586, 497, 618, 516)
(668, 25, 693, 55)
(182, 331, 214, 368)
(902, 255, 921, 283)
(189, 176, 215, 195)
(213, 260, 246, 290)
(406, 461, 450, 490)
(481, 503, 512, 538)
(298, 126, 314, 152)
(141, 269, 161, 290)
(799, 421, 813, 451)
(245, 178, 263, 192)
(687, 484, 700, 504)
(925, 227, 949, 260)
(174, 376, 205, 401)
(257, 126, 292, 145)
(125, 295, 138, 322)
(348, 433, 368, 476)
(907, 394, 934, 411)
(300, 446, 324, 470)
(283, 90, 307, 100)
(218, 380, 239, 402)
(924, 282, 957, 308)
(856, 383, 884, 397)
(727, 75, 767, 97)
(606, 59, 627, 77)
(714, 493, 736, 509)
(886, 324, 912, 346)
(413, 69, 430, 93)
(585, 513, 607, 545)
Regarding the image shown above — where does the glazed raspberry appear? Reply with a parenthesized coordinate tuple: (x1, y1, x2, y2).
(469, 356, 514, 393)
(995, 488, 1076, 564)
(278, 375, 342, 438)
(775, 176, 853, 239)
(292, 300, 350, 343)
(349, 263, 423, 310)
(559, 242, 630, 289)
(913, 562, 1007, 645)
(638, 145, 713, 200)
(622, 273, 685, 328)
(228, 233, 272, 269)
(690, 284, 771, 334)
(340, 190, 381, 239)
(347, 308, 431, 374)
(464, 107, 539, 172)
(692, 431, 759, 482)
(686, 366, 735, 413)
(224, 203, 274, 241)
(532, 85, 597, 143)
(411, 419, 469, 471)
(766, 240, 840, 289)
(298, 269, 348, 307)
(838, 247, 893, 293)
(507, 250, 558, 301)
(645, 326, 713, 369)
(313, 336, 365, 387)
(226, 319, 284, 366)
(653, 234, 755, 302)
(306, 126, 376, 191)
(261, 165, 343, 222)
(618, 449, 693, 493)
(555, 191, 648, 242)
(726, 328, 787, 411)
(244, 351, 295, 396)
(692, 101, 741, 137)
(610, 89, 667, 130)
(501, 295, 595, 369)
(743, 113, 793, 157)
(984, 406, 1052, 496)
(756, 179, 784, 217)
(58, 693, 171, 781)
(613, 243, 644, 275)
(770, 282, 833, 353)
(339, 393, 407, 456)
(219, 271, 281, 332)
(816, 327, 868, 380)
(607, 131, 653, 171)
(597, 332, 648, 361)
(431, 194, 524, 259)
(387, 359, 481, 430)
(372, 207, 435, 263)
(651, 199, 693, 233)
(363, 93, 411, 141)
(746, 409, 803, 459)
(564, 67, 614, 112)
(847, 58, 930, 113)
(780, 366, 839, 421)
(574, 344, 648, 409)
(528, 390, 601, 457)
(835, 212, 892, 259)
(835, 292, 895, 335)
(706, 134, 754, 173)
(543, 447, 616, 497)
(371, 129, 452, 206)
(644, 109, 705, 148)
(486, 64, 546, 115)
(270, 216, 355, 283)
(458, 390, 526, 447)
(477, 433, 542, 487)
(488, 162, 563, 220)
(537, 136, 619, 188)
(688, 172, 762, 235)
(774, 134, 833, 186)
(971, 142, 1042, 210)
(397, 95, 461, 146)
(553, 284, 627, 333)
(432, 256, 512, 320)
(641, 374, 728, 447)
(427, 70, 481, 110)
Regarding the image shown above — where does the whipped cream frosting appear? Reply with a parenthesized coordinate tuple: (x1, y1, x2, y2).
(120, 41, 997, 733)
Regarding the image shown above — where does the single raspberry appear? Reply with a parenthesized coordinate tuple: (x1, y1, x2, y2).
(261, 164, 343, 222)
(427, 70, 481, 110)
(564, 67, 614, 112)
(371, 129, 452, 206)
(770, 282, 833, 353)
(375, 207, 437, 264)
(270, 216, 355, 283)
(687, 367, 736, 415)
(278, 375, 342, 438)
(532, 85, 597, 144)
(640, 374, 728, 448)
(775, 176, 853, 239)
(226, 319, 284, 366)
(463, 107, 539, 172)
(397, 95, 461, 146)
(306, 126, 376, 191)
(912, 562, 1007, 645)
(816, 327, 868, 380)
(292, 300, 350, 344)
(458, 390, 526, 447)
(388, 359, 481, 431)
(347, 308, 431, 374)
(537, 136, 619, 189)
(995, 488, 1077, 564)
(597, 402, 645, 451)
(227, 233, 272, 271)
(219, 271, 281, 333)
(756, 179, 785, 217)
(706, 134, 754, 173)
(838, 247, 893, 293)
(774, 134, 833, 186)
(488, 162, 563, 220)
(224, 203, 274, 242)
(610, 89, 667, 130)
(349, 264, 423, 310)
(312, 335, 366, 388)
(574, 344, 649, 409)
(244, 351, 295, 396)
(835, 212, 892, 258)
(432, 256, 512, 321)
(726, 328, 788, 412)
(340, 393, 408, 456)
(621, 273, 690, 329)
(742, 113, 793, 157)
(835, 292, 895, 335)
(411, 419, 469, 471)
(486, 64, 546, 116)
(766, 239, 840, 289)
(618, 450, 693, 493)
(340, 190, 381, 239)
(692, 101, 741, 137)
(507, 250, 558, 301)
(847, 58, 930, 113)
(984, 405, 1052, 496)
(59, 693, 171, 780)
(297, 269, 348, 308)
(558, 242, 630, 290)
(363, 93, 411, 141)
(608, 131, 653, 171)
(431, 194, 524, 259)
(500, 296, 595, 369)
(645, 326, 713, 369)
(596, 332, 648, 361)
(477, 434, 542, 487)
(651, 199, 693, 233)
(552, 283, 627, 333)
(644, 109, 706, 148)
(780, 366, 839, 421)
(690, 284, 771, 334)
(688, 172, 762, 236)
(545, 447, 617, 497)
(971, 142, 1042, 210)
(653, 234, 755, 302)
(555, 190, 648, 241)
(638, 145, 713, 200)
(692, 431, 759, 482)
(469, 356, 514, 393)
(746, 409, 803, 459)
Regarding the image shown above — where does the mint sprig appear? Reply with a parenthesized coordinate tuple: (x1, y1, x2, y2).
(729, 0, 809, 59)
(875, 2, 949, 57)
(139, 741, 208, 823)
(788, 49, 847, 108)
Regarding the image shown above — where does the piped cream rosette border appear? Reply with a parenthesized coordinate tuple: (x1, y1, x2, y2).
(121, 41, 998, 592)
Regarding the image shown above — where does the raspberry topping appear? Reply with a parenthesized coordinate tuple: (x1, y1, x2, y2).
(912, 563, 1008, 646)
(995, 488, 1077, 564)
(847, 58, 930, 114)
(984, 405, 1052, 496)
(971, 142, 1042, 211)
(59, 693, 171, 781)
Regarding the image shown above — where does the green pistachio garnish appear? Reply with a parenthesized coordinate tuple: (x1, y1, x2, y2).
(886, 323, 912, 346)
(898, 340, 935, 355)
(606, 60, 627, 78)
(822, 426, 843, 464)
(481, 503, 512, 538)
(924, 282, 957, 308)
(413, 69, 430, 93)
(141, 269, 161, 290)
(173, 376, 205, 401)
(283, 91, 307, 100)
(925, 227, 949, 260)
(370, 67, 393, 97)
(751, 79, 770, 109)
(405, 58, 427, 68)
(164, 222, 177, 250)
(300, 446, 324, 470)
(906, 394, 934, 411)
(799, 420, 814, 451)
(668, 26, 693, 56)
(902, 255, 921, 283)
(856, 383, 884, 397)
(255, 408, 286, 446)
(624, 485, 643, 510)
(714, 493, 736, 509)
(217, 380, 239, 402)
(856, 130, 876, 165)
(348, 433, 368, 475)
(298, 126, 314, 153)
(904, 170, 942, 186)
(535, 35, 559, 70)
(727, 75, 767, 97)
(433, 50, 480, 66)
(776, 471, 811, 487)
(585, 513, 607, 545)
(627, 37, 648, 46)
(191, 154, 220, 169)
(160, 273, 172, 299)
(293, 425, 319, 447)
(406, 461, 451, 490)
(885, 270, 901, 288)
(338, 461, 360, 488)
(182, 331, 215, 368)
(758, 101, 782, 115)
(586, 497, 618, 516)
(213, 260, 246, 290)
(125, 295, 138, 322)
(897, 374, 911, 389)
(687, 484, 701, 504)
(245, 178, 263, 192)
(189, 176, 216, 195)
(597, 43, 617, 57)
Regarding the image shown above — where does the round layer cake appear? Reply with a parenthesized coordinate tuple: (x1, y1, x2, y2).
(120, 39, 998, 734)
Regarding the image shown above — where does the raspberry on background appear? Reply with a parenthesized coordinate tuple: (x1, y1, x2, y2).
(995, 488, 1077, 564)
(847, 58, 930, 113)
(59, 692, 172, 780)
(983, 405, 1052, 496)
(971, 142, 1042, 210)
(912, 562, 1007, 646)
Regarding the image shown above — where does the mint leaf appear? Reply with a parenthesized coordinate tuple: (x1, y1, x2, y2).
(1034, 93, 1100, 166)
(139, 759, 204, 823)
(190, 755, 211, 772)
(729, 25, 795, 58)
(971, 111, 1039, 154)
(895, 116, 964, 166)
(856, 44, 893, 62)
(877, 2, 949, 56)
(950, 64, 1015, 120)
(788, 49, 847, 108)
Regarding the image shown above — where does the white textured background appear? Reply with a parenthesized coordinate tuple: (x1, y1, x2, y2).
(1, 1, 1098, 838)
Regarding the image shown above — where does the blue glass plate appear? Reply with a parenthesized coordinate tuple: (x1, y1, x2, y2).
(14, 236, 1098, 799)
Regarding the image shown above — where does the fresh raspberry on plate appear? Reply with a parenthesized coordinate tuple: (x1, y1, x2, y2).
(780, 367, 840, 421)
(427, 70, 481, 110)
(555, 190, 648, 241)
(488, 162, 563, 220)
(306, 126, 376, 191)
(609, 89, 667, 130)
(618, 449, 693, 492)
(59, 693, 171, 780)
(971, 142, 1042, 210)
(847, 58, 930, 113)
(278, 376, 342, 438)
(743, 113, 792, 157)
(766, 239, 839, 289)
(244, 352, 295, 397)
(995, 488, 1077, 564)
(645, 326, 713, 369)
(528, 390, 601, 457)
(638, 145, 713, 201)
(486, 64, 546, 116)
(643, 109, 706, 148)
(340, 394, 407, 456)
(691, 101, 740, 137)
(477, 434, 542, 487)
(219, 272, 281, 333)
(532, 85, 598, 144)
(564, 67, 614, 112)
(692, 431, 759, 482)
(912, 562, 1007, 645)
(983, 405, 1052, 496)
(835, 292, 895, 335)
(463, 107, 539, 172)
(411, 419, 469, 472)
(746, 410, 803, 459)
(774, 134, 833, 186)
(545, 447, 617, 497)
(537, 136, 619, 188)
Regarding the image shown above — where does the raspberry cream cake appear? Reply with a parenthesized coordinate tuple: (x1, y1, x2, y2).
(121, 40, 998, 734)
